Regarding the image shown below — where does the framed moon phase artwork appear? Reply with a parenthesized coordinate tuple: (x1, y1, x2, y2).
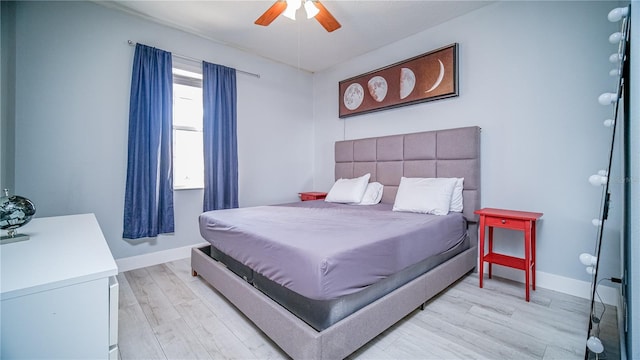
(339, 43, 458, 118)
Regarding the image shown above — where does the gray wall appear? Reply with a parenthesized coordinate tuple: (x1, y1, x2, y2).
(1, 1, 16, 193)
(12, 1, 314, 259)
(312, 1, 621, 284)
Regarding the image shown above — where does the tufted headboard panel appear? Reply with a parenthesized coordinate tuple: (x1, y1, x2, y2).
(335, 126, 481, 222)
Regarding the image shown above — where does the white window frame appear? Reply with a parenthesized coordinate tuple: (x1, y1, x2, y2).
(172, 67, 204, 190)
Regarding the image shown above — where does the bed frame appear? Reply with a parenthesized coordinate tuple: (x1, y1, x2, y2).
(191, 126, 481, 359)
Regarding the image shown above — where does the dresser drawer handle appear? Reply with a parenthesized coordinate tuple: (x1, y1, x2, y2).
(501, 219, 506, 224)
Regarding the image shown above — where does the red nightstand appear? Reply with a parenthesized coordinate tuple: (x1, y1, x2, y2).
(474, 207, 543, 302)
(299, 192, 327, 201)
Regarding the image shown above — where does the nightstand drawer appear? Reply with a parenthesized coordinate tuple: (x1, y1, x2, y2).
(485, 216, 526, 230)
(299, 192, 327, 201)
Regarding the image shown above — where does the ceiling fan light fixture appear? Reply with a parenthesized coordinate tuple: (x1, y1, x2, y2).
(304, 0, 320, 19)
(283, 0, 301, 20)
(255, 0, 341, 32)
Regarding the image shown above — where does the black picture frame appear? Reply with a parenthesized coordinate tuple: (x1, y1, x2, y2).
(338, 43, 458, 118)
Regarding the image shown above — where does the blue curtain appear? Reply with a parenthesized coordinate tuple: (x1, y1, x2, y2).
(202, 62, 238, 211)
(123, 44, 174, 239)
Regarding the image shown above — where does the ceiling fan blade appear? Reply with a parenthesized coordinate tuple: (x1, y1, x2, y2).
(314, 1, 341, 32)
(255, 1, 287, 26)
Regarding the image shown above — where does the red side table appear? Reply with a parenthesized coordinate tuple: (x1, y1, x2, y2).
(299, 192, 327, 201)
(474, 208, 543, 302)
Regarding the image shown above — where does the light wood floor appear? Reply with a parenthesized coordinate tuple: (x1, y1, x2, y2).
(118, 258, 618, 360)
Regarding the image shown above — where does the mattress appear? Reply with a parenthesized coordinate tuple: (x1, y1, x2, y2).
(204, 234, 468, 331)
(198, 201, 468, 301)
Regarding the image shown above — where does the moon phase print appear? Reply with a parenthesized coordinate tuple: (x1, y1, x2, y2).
(338, 44, 458, 118)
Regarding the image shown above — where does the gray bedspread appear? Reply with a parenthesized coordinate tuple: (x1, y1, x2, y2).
(198, 201, 467, 301)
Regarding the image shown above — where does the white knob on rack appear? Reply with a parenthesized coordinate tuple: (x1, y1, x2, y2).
(609, 32, 624, 44)
(598, 92, 618, 105)
(608, 7, 629, 22)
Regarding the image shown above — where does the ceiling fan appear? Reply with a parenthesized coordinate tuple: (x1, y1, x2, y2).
(255, 0, 341, 32)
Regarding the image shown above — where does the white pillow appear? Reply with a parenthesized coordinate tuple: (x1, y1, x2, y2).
(351, 182, 383, 205)
(392, 177, 457, 215)
(325, 173, 371, 203)
(449, 178, 464, 212)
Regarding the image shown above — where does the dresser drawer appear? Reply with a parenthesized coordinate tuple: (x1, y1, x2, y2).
(485, 216, 526, 230)
(109, 276, 119, 347)
(109, 345, 118, 360)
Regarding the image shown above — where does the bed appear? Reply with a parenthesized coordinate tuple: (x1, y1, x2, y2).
(191, 126, 481, 359)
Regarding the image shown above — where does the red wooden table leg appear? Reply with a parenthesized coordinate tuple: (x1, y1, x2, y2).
(532, 220, 536, 291)
(488, 227, 494, 279)
(524, 221, 532, 302)
(479, 216, 485, 288)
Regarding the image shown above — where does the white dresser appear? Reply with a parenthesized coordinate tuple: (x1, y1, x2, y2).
(1, 214, 119, 359)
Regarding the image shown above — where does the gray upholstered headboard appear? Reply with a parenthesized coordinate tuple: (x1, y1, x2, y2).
(334, 126, 481, 222)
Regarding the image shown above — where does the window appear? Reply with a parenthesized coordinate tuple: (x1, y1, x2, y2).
(173, 68, 204, 189)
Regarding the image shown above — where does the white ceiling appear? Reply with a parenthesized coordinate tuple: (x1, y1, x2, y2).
(99, 1, 494, 73)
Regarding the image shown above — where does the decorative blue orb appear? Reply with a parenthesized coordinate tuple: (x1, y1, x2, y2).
(0, 190, 36, 232)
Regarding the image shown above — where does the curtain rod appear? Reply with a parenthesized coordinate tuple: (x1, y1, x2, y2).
(127, 40, 260, 79)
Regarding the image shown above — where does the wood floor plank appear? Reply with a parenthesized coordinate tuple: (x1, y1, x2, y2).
(387, 315, 490, 359)
(125, 268, 182, 328)
(165, 257, 199, 284)
(347, 341, 396, 360)
(444, 285, 517, 317)
(119, 260, 619, 360)
(118, 303, 166, 360)
(381, 334, 462, 359)
(543, 344, 585, 360)
(462, 304, 549, 359)
(413, 308, 533, 360)
(547, 290, 591, 316)
(153, 317, 211, 359)
(469, 274, 553, 307)
(146, 263, 198, 306)
(174, 299, 257, 359)
(507, 302, 587, 346)
(419, 277, 558, 359)
(183, 277, 288, 359)
(117, 272, 138, 309)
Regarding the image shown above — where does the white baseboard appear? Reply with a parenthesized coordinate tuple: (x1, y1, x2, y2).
(116, 242, 208, 273)
(484, 266, 620, 306)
